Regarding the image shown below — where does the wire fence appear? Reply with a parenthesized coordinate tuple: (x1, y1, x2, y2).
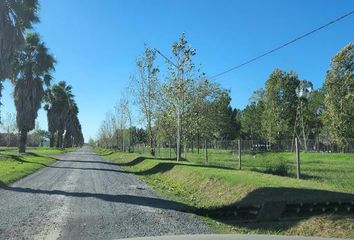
(129, 138, 354, 180)
(133, 138, 354, 157)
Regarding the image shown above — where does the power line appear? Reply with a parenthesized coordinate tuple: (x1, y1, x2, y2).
(154, 48, 178, 68)
(210, 9, 354, 79)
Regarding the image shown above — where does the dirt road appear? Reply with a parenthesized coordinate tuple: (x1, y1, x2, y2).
(0, 147, 209, 239)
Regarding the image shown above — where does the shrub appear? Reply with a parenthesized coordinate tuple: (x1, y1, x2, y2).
(264, 161, 289, 176)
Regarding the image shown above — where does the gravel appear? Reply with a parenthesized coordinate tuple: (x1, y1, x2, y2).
(0, 147, 210, 239)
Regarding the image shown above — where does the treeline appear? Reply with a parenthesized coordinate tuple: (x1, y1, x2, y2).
(96, 34, 353, 156)
(0, 1, 84, 152)
(96, 34, 241, 160)
(242, 43, 354, 151)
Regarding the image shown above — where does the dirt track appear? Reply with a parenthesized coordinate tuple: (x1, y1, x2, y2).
(0, 147, 209, 239)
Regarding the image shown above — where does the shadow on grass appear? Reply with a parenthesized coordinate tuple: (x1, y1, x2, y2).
(131, 162, 236, 175)
(0, 182, 353, 232)
(249, 168, 323, 180)
(100, 151, 114, 156)
(7, 154, 24, 162)
(25, 152, 41, 157)
(7, 153, 56, 166)
(117, 156, 188, 166)
(20, 157, 232, 175)
(118, 156, 236, 173)
(4, 156, 230, 176)
(118, 157, 146, 166)
(3, 152, 52, 163)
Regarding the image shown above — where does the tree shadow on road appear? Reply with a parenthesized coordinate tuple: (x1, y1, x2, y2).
(46, 165, 128, 173)
(0, 183, 353, 233)
(56, 159, 120, 166)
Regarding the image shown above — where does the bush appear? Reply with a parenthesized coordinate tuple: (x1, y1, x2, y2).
(264, 161, 289, 176)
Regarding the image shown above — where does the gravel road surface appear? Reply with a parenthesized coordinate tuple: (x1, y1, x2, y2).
(0, 147, 210, 239)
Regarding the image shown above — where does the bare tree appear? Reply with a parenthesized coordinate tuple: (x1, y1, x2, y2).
(162, 33, 196, 161)
(119, 94, 133, 151)
(1, 112, 17, 146)
(97, 111, 115, 148)
(130, 46, 159, 156)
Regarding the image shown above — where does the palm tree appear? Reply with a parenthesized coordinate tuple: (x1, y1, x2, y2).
(43, 92, 56, 147)
(0, 0, 39, 114)
(64, 100, 84, 147)
(12, 33, 55, 153)
(63, 101, 78, 148)
(44, 81, 73, 148)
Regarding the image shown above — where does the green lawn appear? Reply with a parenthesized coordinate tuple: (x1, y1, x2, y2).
(135, 146, 354, 193)
(97, 147, 354, 238)
(0, 147, 74, 185)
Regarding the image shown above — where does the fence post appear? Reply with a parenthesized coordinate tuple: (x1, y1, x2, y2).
(169, 141, 172, 159)
(295, 137, 301, 179)
(238, 139, 242, 170)
(204, 139, 208, 163)
(184, 144, 187, 160)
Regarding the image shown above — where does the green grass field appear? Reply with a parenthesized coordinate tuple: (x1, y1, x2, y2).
(0, 147, 74, 185)
(134, 146, 354, 193)
(97, 147, 354, 238)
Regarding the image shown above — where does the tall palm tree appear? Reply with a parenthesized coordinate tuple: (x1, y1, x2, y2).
(43, 91, 56, 147)
(72, 118, 84, 147)
(12, 33, 55, 153)
(64, 100, 84, 147)
(44, 81, 73, 148)
(63, 101, 78, 148)
(0, 0, 39, 114)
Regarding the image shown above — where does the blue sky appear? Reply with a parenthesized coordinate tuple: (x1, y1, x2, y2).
(1, 0, 354, 141)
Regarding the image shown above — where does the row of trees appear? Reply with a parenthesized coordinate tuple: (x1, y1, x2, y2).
(241, 43, 354, 150)
(96, 96, 134, 151)
(44, 81, 84, 148)
(97, 33, 353, 154)
(97, 34, 241, 159)
(0, 0, 83, 152)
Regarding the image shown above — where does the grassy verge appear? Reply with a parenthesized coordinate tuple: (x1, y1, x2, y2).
(133, 146, 354, 193)
(0, 147, 75, 185)
(96, 148, 354, 238)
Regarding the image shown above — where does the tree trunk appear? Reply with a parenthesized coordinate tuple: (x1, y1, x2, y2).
(50, 132, 55, 147)
(116, 131, 119, 150)
(150, 134, 155, 156)
(56, 132, 60, 148)
(56, 131, 63, 148)
(300, 101, 308, 151)
(59, 134, 63, 148)
(122, 128, 125, 152)
(197, 133, 200, 154)
(19, 130, 27, 153)
(176, 109, 182, 161)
